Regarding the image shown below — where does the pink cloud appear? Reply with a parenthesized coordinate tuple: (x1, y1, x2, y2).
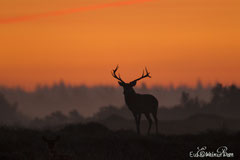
(0, 0, 153, 24)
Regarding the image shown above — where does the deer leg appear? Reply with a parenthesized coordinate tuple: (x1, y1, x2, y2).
(145, 113, 152, 135)
(152, 112, 159, 134)
(133, 113, 139, 134)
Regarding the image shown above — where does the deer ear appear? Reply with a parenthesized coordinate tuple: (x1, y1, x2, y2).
(130, 81, 137, 86)
(118, 81, 124, 86)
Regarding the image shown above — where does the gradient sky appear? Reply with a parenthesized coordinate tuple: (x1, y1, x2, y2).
(0, 0, 240, 90)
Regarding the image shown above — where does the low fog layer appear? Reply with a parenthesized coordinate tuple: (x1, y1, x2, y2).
(0, 81, 210, 118)
(1, 83, 240, 134)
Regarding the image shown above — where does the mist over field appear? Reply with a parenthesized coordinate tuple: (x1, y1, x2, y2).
(0, 81, 211, 118)
(1, 81, 240, 134)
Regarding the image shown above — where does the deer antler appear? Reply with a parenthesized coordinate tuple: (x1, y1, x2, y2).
(112, 65, 125, 83)
(131, 67, 151, 83)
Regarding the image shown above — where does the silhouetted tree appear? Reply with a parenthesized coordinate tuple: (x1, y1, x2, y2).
(207, 83, 240, 118)
(44, 111, 68, 126)
(69, 109, 84, 123)
(211, 83, 224, 105)
(180, 91, 190, 106)
(0, 92, 22, 124)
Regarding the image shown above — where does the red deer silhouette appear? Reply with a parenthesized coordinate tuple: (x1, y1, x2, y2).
(112, 66, 158, 135)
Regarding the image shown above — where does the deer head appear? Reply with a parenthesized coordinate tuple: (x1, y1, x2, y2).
(112, 65, 151, 95)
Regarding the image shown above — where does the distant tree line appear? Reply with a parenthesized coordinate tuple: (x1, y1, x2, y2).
(0, 81, 210, 117)
(0, 83, 239, 128)
(88, 83, 240, 121)
(157, 83, 240, 120)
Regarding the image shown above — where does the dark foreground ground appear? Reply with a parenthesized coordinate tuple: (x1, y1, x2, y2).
(0, 123, 239, 160)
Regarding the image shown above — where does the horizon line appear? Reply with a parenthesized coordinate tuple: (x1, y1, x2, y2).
(0, 80, 239, 92)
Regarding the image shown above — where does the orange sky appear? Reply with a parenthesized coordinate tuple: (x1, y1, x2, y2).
(0, 0, 240, 90)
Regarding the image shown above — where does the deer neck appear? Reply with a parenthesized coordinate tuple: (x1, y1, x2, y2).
(123, 87, 136, 96)
(123, 89, 138, 105)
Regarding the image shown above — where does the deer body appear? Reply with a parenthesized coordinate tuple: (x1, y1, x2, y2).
(112, 66, 159, 135)
(124, 93, 158, 114)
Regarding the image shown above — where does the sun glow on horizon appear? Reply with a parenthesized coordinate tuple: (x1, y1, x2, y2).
(0, 0, 240, 90)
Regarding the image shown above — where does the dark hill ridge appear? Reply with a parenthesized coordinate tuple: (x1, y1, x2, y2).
(0, 123, 239, 160)
(187, 113, 224, 120)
